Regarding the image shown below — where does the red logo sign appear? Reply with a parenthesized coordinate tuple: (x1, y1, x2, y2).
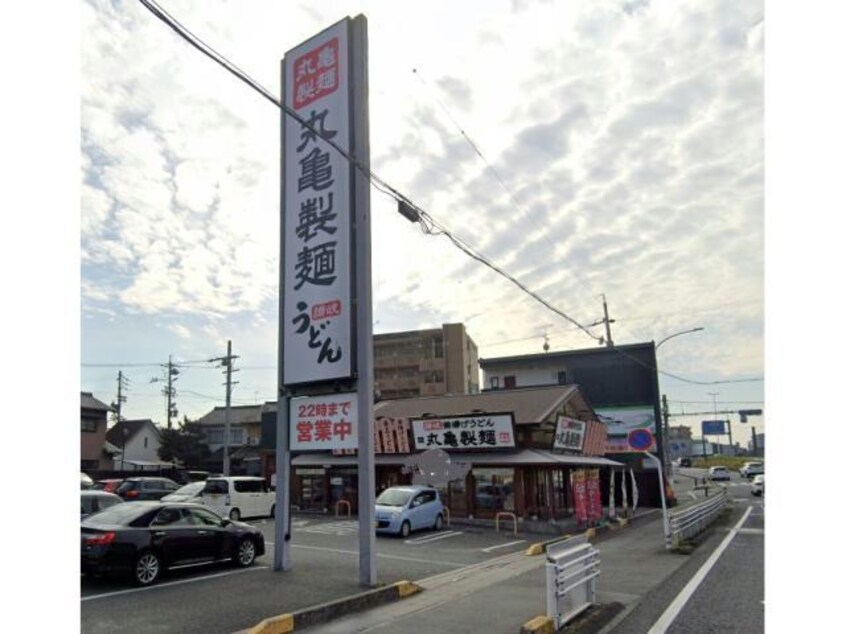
(293, 38, 339, 109)
(311, 300, 342, 321)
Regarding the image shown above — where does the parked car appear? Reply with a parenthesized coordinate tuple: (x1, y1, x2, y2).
(740, 461, 764, 479)
(92, 479, 124, 493)
(198, 476, 275, 521)
(678, 457, 692, 468)
(81, 501, 265, 586)
(162, 481, 205, 503)
(751, 474, 765, 496)
(81, 490, 124, 520)
(708, 466, 731, 481)
(375, 485, 444, 537)
(115, 477, 180, 501)
(81, 473, 94, 489)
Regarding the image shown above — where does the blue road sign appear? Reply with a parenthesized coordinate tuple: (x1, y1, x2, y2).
(701, 420, 726, 435)
(628, 428, 654, 451)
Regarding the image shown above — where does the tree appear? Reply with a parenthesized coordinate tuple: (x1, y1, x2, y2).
(158, 418, 210, 469)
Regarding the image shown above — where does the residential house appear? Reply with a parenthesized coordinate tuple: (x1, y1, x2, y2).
(106, 419, 169, 471)
(194, 404, 265, 475)
(81, 392, 114, 472)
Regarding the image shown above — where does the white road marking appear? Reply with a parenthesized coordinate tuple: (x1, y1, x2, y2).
(404, 530, 463, 545)
(646, 506, 754, 634)
(481, 540, 526, 552)
(737, 528, 764, 535)
(81, 566, 269, 602)
(295, 520, 359, 536)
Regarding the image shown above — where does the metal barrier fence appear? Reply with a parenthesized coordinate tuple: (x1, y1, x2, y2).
(668, 487, 728, 549)
(545, 535, 600, 629)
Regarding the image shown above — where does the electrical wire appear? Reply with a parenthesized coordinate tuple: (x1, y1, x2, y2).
(131, 0, 761, 388)
(411, 67, 600, 303)
(134, 0, 604, 347)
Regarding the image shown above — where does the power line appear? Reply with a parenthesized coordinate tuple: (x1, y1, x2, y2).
(134, 0, 604, 347)
(132, 0, 761, 388)
(411, 67, 600, 304)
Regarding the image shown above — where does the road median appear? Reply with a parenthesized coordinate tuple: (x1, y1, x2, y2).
(246, 580, 421, 634)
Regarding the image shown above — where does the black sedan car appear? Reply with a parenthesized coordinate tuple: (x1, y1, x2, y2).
(81, 501, 265, 586)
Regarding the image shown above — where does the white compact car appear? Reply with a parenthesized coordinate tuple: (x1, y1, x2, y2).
(708, 466, 731, 481)
(199, 476, 275, 521)
(751, 474, 765, 496)
(739, 461, 764, 478)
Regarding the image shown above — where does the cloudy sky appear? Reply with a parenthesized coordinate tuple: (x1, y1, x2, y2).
(79, 0, 765, 446)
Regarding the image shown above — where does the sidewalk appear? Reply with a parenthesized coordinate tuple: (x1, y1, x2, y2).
(297, 508, 690, 633)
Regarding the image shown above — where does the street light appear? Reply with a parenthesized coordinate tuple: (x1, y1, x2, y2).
(655, 327, 704, 470)
(656, 327, 704, 350)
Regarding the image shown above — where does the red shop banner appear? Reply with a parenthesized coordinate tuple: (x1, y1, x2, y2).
(571, 470, 588, 523)
(586, 468, 603, 521)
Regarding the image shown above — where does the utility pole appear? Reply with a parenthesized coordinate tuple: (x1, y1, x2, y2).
(587, 294, 615, 347)
(662, 394, 671, 463)
(111, 371, 129, 425)
(708, 392, 719, 455)
(151, 358, 180, 429)
(166, 357, 179, 429)
(210, 341, 239, 476)
(601, 294, 614, 347)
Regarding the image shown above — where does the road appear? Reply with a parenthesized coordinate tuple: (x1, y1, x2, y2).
(609, 470, 765, 633)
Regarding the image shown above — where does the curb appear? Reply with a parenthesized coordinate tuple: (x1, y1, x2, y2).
(525, 518, 627, 557)
(246, 580, 422, 634)
(519, 615, 556, 633)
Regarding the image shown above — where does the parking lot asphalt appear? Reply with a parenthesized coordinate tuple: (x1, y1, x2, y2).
(82, 476, 758, 634)
(80, 514, 554, 634)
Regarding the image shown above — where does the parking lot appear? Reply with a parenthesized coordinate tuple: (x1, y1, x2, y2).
(81, 514, 549, 634)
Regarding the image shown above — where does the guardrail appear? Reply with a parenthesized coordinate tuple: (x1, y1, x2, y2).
(495, 511, 518, 536)
(545, 534, 600, 629)
(668, 487, 728, 549)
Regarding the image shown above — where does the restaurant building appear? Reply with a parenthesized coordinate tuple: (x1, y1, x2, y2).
(260, 385, 623, 522)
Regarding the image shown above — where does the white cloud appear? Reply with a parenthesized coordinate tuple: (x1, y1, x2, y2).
(81, 0, 764, 426)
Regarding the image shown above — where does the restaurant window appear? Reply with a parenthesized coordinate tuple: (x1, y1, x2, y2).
(504, 376, 516, 389)
(490, 377, 499, 389)
(557, 371, 567, 385)
(473, 468, 515, 514)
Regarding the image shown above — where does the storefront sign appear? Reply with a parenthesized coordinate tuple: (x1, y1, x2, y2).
(290, 392, 358, 451)
(282, 19, 354, 385)
(410, 413, 516, 450)
(553, 416, 586, 452)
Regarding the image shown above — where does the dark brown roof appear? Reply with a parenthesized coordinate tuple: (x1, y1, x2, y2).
(373, 385, 589, 425)
(81, 392, 112, 412)
(106, 419, 159, 445)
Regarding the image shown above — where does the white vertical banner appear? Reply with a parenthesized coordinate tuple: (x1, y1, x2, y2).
(283, 19, 353, 385)
(608, 469, 616, 520)
(621, 470, 629, 517)
(630, 469, 639, 513)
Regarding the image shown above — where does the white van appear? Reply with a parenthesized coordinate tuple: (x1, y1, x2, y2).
(199, 476, 275, 521)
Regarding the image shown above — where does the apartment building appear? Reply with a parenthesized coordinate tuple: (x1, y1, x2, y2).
(374, 323, 479, 400)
